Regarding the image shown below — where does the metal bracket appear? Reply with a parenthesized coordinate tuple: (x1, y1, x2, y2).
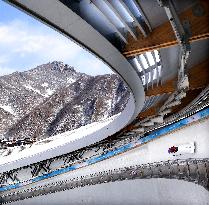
(157, 0, 191, 90)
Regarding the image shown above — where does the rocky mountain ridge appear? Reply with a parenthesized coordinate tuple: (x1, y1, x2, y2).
(0, 61, 129, 140)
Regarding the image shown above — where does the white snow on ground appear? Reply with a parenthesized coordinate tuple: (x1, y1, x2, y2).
(67, 77, 76, 84)
(0, 94, 135, 172)
(24, 84, 54, 97)
(42, 82, 48, 87)
(117, 95, 121, 102)
(24, 84, 44, 96)
(45, 88, 54, 96)
(0, 113, 119, 164)
(0, 105, 16, 116)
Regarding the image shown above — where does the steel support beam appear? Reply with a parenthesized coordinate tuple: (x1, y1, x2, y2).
(118, 0, 147, 37)
(91, 0, 127, 44)
(105, 0, 137, 40)
(123, 0, 209, 57)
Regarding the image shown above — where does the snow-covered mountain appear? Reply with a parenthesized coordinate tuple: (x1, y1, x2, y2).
(0, 61, 129, 140)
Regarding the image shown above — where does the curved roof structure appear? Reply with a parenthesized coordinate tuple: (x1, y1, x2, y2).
(0, 0, 209, 204)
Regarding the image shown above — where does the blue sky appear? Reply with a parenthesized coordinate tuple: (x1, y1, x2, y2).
(0, 1, 112, 76)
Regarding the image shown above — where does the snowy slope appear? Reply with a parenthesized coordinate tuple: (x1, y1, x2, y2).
(0, 61, 129, 140)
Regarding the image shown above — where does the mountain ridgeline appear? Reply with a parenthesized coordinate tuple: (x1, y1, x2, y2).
(0, 61, 130, 140)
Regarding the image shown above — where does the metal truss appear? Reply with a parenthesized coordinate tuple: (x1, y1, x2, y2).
(30, 161, 52, 177)
(0, 171, 20, 186)
(144, 98, 209, 134)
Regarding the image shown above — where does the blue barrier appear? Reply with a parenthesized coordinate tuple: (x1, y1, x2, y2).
(0, 107, 208, 192)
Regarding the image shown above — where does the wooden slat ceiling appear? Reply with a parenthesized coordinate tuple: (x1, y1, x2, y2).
(145, 59, 209, 97)
(123, 0, 209, 57)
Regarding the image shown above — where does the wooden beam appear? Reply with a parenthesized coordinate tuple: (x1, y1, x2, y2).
(123, 0, 209, 57)
(137, 106, 157, 119)
(137, 100, 166, 120)
(189, 59, 209, 90)
(145, 79, 176, 96)
(145, 59, 209, 96)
